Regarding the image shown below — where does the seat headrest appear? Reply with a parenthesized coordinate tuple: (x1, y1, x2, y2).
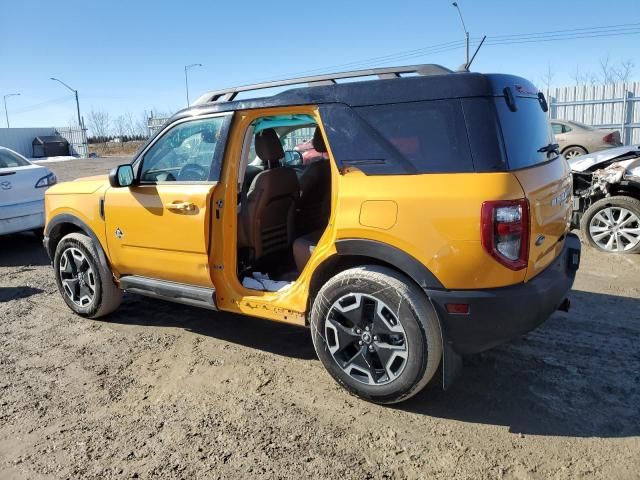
(255, 128, 284, 165)
(312, 127, 327, 153)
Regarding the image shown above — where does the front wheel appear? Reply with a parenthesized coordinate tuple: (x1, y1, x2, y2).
(53, 232, 122, 318)
(581, 196, 640, 253)
(310, 265, 442, 404)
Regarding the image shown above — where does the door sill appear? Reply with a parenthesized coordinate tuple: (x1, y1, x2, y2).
(119, 275, 217, 310)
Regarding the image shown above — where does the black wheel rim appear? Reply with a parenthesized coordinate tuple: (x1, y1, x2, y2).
(324, 293, 408, 386)
(59, 247, 96, 307)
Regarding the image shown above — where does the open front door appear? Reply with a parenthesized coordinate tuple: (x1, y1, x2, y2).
(104, 113, 232, 288)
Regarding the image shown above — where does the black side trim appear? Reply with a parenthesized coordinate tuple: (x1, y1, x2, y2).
(334, 239, 444, 289)
(44, 214, 110, 272)
(119, 275, 217, 310)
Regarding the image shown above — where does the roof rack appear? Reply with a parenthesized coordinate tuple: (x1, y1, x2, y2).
(192, 64, 453, 105)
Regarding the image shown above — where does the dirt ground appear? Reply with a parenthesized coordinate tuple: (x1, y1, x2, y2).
(1, 158, 639, 479)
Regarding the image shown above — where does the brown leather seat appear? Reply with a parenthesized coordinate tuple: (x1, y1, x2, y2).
(293, 230, 323, 272)
(238, 128, 300, 260)
(297, 128, 331, 234)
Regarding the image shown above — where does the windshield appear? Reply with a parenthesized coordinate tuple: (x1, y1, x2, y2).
(0, 149, 30, 168)
(495, 97, 557, 170)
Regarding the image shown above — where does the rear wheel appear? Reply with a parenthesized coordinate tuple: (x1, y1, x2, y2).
(562, 145, 587, 159)
(581, 196, 640, 254)
(53, 233, 122, 317)
(310, 265, 442, 404)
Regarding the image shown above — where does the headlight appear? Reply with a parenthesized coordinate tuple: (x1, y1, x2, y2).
(35, 172, 57, 188)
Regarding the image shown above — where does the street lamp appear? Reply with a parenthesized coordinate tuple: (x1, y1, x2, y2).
(3, 93, 20, 128)
(50, 77, 82, 128)
(184, 63, 203, 107)
(452, 2, 470, 69)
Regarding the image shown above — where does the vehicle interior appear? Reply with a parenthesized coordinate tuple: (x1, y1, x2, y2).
(236, 115, 331, 291)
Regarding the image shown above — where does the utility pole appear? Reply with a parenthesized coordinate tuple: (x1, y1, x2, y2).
(3, 93, 20, 128)
(452, 2, 470, 69)
(184, 63, 203, 107)
(50, 77, 82, 128)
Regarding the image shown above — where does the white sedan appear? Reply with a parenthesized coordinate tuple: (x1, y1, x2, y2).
(0, 146, 57, 236)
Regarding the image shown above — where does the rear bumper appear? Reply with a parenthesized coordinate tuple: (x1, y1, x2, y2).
(427, 233, 581, 354)
(0, 200, 45, 235)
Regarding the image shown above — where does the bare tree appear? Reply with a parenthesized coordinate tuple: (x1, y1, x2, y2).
(598, 55, 617, 84)
(613, 60, 634, 83)
(113, 115, 127, 140)
(540, 63, 555, 91)
(87, 109, 111, 139)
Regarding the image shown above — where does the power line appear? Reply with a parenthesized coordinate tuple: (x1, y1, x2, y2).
(253, 22, 640, 83)
(11, 95, 74, 115)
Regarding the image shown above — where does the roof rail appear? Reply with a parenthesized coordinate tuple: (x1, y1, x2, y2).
(192, 64, 453, 105)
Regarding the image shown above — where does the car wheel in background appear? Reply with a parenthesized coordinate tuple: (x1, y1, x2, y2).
(53, 232, 122, 317)
(310, 265, 442, 404)
(563, 146, 588, 159)
(581, 196, 640, 254)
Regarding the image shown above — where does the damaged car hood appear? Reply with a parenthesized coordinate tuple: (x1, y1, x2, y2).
(568, 144, 640, 174)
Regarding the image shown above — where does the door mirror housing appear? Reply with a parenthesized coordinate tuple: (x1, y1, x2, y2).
(109, 164, 135, 188)
(283, 150, 303, 167)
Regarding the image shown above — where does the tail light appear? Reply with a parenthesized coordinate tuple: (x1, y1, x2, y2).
(481, 199, 530, 271)
(602, 132, 619, 144)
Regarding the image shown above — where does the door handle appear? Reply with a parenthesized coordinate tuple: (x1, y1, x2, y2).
(165, 201, 196, 212)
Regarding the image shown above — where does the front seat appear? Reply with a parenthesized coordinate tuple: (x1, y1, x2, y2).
(238, 128, 300, 260)
(297, 127, 331, 234)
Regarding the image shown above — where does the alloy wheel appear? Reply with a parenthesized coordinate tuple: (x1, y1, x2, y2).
(59, 247, 96, 307)
(324, 293, 408, 386)
(589, 207, 640, 252)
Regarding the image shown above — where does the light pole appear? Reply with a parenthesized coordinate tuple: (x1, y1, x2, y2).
(184, 63, 203, 107)
(452, 2, 470, 69)
(50, 77, 82, 128)
(3, 93, 20, 128)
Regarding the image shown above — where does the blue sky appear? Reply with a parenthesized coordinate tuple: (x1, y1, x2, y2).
(2, 0, 639, 131)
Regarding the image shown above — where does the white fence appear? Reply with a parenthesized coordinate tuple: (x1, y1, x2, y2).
(0, 127, 88, 158)
(543, 82, 640, 145)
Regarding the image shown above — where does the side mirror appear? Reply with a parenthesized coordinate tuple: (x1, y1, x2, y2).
(283, 150, 303, 167)
(109, 164, 135, 188)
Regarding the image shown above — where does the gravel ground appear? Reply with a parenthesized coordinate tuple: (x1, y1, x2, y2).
(1, 159, 639, 479)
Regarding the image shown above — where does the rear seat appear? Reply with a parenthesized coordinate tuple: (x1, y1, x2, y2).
(293, 230, 323, 272)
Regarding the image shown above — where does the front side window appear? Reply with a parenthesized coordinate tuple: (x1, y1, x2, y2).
(0, 149, 30, 168)
(139, 116, 227, 182)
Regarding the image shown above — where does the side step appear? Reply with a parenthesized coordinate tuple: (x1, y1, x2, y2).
(119, 276, 217, 310)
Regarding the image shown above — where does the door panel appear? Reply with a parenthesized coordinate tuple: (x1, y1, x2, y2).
(105, 183, 215, 286)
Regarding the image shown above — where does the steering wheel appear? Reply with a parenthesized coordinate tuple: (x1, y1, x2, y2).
(177, 163, 208, 181)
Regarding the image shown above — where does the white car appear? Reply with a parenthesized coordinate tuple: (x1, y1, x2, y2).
(0, 146, 57, 236)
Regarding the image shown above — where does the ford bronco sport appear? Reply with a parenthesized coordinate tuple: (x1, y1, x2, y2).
(44, 64, 581, 404)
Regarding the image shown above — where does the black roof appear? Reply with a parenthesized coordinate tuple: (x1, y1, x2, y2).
(33, 135, 69, 144)
(168, 64, 538, 124)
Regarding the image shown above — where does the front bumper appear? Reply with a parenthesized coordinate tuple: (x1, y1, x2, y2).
(428, 233, 581, 354)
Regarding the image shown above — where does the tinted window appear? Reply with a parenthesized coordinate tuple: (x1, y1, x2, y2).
(356, 100, 473, 173)
(495, 97, 556, 169)
(551, 123, 563, 135)
(140, 116, 228, 182)
(0, 150, 30, 168)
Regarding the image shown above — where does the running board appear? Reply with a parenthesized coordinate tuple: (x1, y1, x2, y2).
(119, 276, 217, 310)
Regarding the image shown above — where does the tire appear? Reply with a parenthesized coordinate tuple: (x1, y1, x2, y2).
(310, 265, 442, 404)
(562, 145, 587, 159)
(53, 232, 122, 318)
(581, 195, 640, 254)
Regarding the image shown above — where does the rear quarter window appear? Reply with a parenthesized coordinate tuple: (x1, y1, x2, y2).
(495, 97, 556, 170)
(356, 100, 473, 173)
(319, 101, 473, 175)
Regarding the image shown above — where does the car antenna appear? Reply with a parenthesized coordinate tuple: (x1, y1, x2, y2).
(458, 35, 486, 72)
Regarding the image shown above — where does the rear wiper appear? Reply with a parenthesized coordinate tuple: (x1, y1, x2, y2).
(538, 143, 560, 155)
